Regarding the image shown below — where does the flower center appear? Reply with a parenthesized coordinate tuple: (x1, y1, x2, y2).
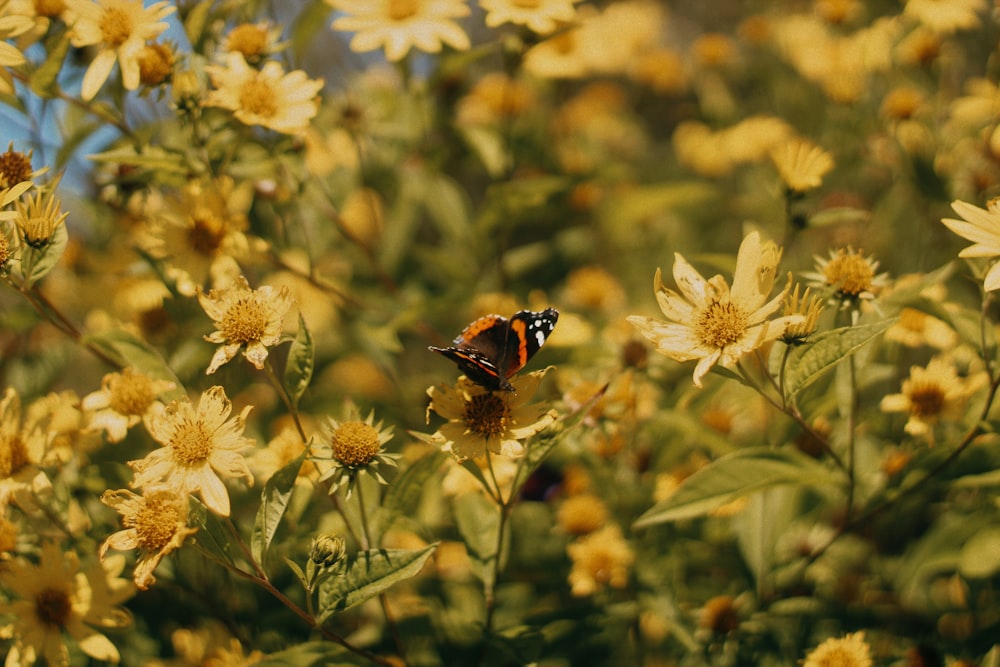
(34, 587, 72, 628)
(388, 0, 419, 21)
(0, 234, 10, 269)
(0, 148, 32, 188)
(814, 645, 859, 667)
(464, 393, 510, 439)
(0, 434, 29, 478)
(238, 76, 278, 120)
(696, 300, 750, 349)
(823, 250, 875, 297)
(512, 0, 540, 7)
(908, 381, 945, 418)
(108, 371, 157, 416)
(330, 421, 382, 467)
(170, 419, 213, 465)
(227, 23, 269, 58)
(33, 0, 65, 18)
(897, 307, 927, 334)
(132, 493, 184, 550)
(138, 42, 174, 86)
(186, 212, 227, 256)
(219, 296, 268, 345)
(99, 6, 134, 49)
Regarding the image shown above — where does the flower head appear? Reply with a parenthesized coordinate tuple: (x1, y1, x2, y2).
(802, 631, 873, 667)
(421, 369, 556, 461)
(128, 386, 254, 516)
(204, 52, 323, 135)
(566, 524, 635, 596)
(100, 486, 198, 589)
(770, 137, 834, 192)
(942, 199, 1000, 291)
(224, 22, 284, 63)
(904, 0, 985, 34)
(82, 368, 177, 442)
(479, 0, 581, 34)
(0, 542, 133, 665)
(0, 387, 53, 511)
(627, 231, 804, 388)
(199, 275, 294, 374)
(880, 356, 984, 440)
(135, 40, 174, 87)
(13, 181, 68, 249)
(329, 0, 471, 62)
(65, 0, 175, 100)
(804, 246, 889, 306)
(781, 284, 824, 344)
(312, 407, 398, 496)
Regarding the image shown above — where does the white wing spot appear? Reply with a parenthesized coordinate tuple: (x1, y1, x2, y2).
(535, 330, 546, 346)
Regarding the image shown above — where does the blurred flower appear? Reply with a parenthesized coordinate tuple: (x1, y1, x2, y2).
(691, 33, 737, 68)
(480, 0, 579, 34)
(0, 542, 133, 665)
(563, 265, 626, 313)
(421, 369, 556, 461)
(770, 138, 834, 192)
(199, 276, 293, 374)
(313, 406, 397, 496)
(904, 0, 984, 34)
(881, 85, 926, 122)
(204, 52, 323, 135)
(814, 0, 862, 25)
(941, 199, 1000, 291)
(0, 2, 32, 94)
(129, 386, 254, 516)
(64, 0, 175, 100)
(567, 524, 634, 596)
(0, 387, 53, 511)
(82, 368, 176, 442)
(885, 308, 956, 349)
(136, 40, 174, 87)
(673, 116, 794, 177)
(628, 231, 803, 387)
(804, 247, 888, 305)
(699, 595, 742, 635)
(3, 0, 65, 50)
(628, 48, 687, 95)
(880, 356, 984, 440)
(248, 421, 318, 485)
(456, 72, 536, 127)
(224, 21, 283, 63)
(557, 493, 608, 535)
(329, 0, 470, 62)
(802, 631, 872, 667)
(100, 486, 198, 589)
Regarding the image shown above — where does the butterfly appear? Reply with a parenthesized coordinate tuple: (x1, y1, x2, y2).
(429, 308, 559, 392)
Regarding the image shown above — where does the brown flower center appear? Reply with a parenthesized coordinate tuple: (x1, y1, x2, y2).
(138, 42, 174, 86)
(219, 296, 268, 345)
(464, 393, 510, 439)
(187, 211, 227, 256)
(388, 0, 419, 21)
(170, 419, 213, 465)
(238, 76, 278, 120)
(99, 5, 134, 48)
(696, 300, 750, 349)
(34, 587, 72, 627)
(132, 493, 184, 550)
(227, 23, 269, 59)
(330, 421, 382, 467)
(908, 381, 945, 418)
(33, 0, 65, 18)
(0, 148, 32, 188)
(823, 249, 876, 297)
(107, 371, 157, 417)
(0, 434, 29, 478)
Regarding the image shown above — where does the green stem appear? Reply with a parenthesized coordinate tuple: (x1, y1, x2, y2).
(263, 358, 308, 443)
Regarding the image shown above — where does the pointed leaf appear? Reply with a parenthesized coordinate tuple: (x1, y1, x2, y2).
(283, 313, 314, 409)
(188, 498, 236, 567)
(634, 447, 838, 528)
(454, 491, 501, 587)
(18, 217, 68, 287)
(785, 319, 895, 398)
(960, 526, 1000, 579)
(252, 453, 305, 565)
(82, 329, 185, 400)
(374, 451, 445, 539)
(253, 641, 362, 667)
(284, 556, 309, 591)
(317, 545, 437, 619)
(28, 32, 70, 98)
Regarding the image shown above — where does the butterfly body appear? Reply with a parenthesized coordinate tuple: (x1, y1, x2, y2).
(429, 308, 559, 392)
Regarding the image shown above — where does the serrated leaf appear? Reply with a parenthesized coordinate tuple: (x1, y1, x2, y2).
(188, 498, 236, 567)
(18, 218, 68, 287)
(252, 453, 305, 565)
(374, 450, 445, 539)
(784, 319, 895, 398)
(283, 314, 314, 409)
(960, 527, 1000, 578)
(81, 329, 184, 400)
(634, 447, 838, 527)
(317, 545, 436, 619)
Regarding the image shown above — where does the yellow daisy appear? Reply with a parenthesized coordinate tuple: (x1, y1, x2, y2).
(64, 0, 175, 100)
(0, 387, 53, 511)
(198, 275, 294, 375)
(942, 198, 1000, 292)
(0, 0, 32, 95)
(566, 524, 635, 597)
(802, 631, 872, 667)
(329, 0, 471, 62)
(128, 386, 254, 517)
(312, 406, 398, 496)
(100, 486, 198, 590)
(420, 369, 556, 461)
(904, 0, 985, 34)
(627, 231, 804, 388)
(880, 356, 985, 440)
(479, 0, 581, 34)
(769, 137, 835, 193)
(0, 542, 133, 666)
(82, 368, 177, 442)
(803, 247, 889, 306)
(204, 52, 324, 135)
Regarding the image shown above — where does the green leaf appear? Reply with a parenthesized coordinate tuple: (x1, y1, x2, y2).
(317, 545, 437, 619)
(87, 144, 187, 175)
(954, 468, 1000, 488)
(180, 0, 214, 47)
(960, 526, 1000, 578)
(81, 330, 185, 400)
(283, 314, 314, 409)
(28, 32, 70, 97)
(454, 491, 501, 587)
(634, 447, 838, 528)
(18, 218, 68, 287)
(252, 453, 305, 566)
(374, 451, 446, 540)
(253, 641, 363, 667)
(188, 498, 237, 568)
(284, 556, 309, 591)
(784, 319, 895, 399)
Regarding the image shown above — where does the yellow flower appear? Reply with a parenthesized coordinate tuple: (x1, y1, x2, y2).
(224, 22, 284, 63)
(628, 231, 804, 388)
(885, 307, 957, 349)
(129, 386, 254, 516)
(557, 493, 608, 535)
(64, 0, 175, 100)
(804, 247, 888, 305)
(802, 631, 873, 667)
(880, 356, 984, 440)
(82, 368, 177, 442)
(781, 284, 824, 344)
(100, 486, 198, 590)
(312, 407, 398, 496)
(770, 138, 834, 192)
(421, 369, 556, 461)
(942, 199, 1000, 292)
(479, 0, 581, 34)
(0, 1, 31, 94)
(566, 524, 634, 596)
(204, 52, 324, 135)
(672, 116, 794, 177)
(13, 181, 68, 249)
(199, 275, 294, 374)
(329, 0, 470, 62)
(0, 542, 133, 666)
(904, 0, 985, 34)
(0, 387, 53, 511)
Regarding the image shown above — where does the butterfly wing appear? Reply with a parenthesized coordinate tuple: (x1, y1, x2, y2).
(502, 308, 559, 379)
(430, 314, 513, 391)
